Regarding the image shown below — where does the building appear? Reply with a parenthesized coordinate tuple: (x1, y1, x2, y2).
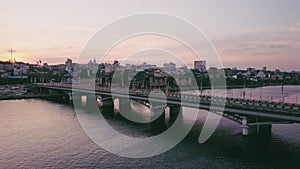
(104, 63, 116, 73)
(222, 68, 232, 76)
(0, 61, 14, 71)
(257, 70, 266, 79)
(88, 59, 98, 68)
(13, 62, 29, 76)
(246, 67, 256, 74)
(65, 59, 73, 73)
(136, 62, 156, 70)
(163, 62, 176, 73)
(43, 63, 49, 68)
(231, 67, 238, 74)
(256, 67, 267, 80)
(194, 60, 206, 73)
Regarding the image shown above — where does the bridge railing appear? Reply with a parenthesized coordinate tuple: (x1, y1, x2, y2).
(36, 82, 300, 114)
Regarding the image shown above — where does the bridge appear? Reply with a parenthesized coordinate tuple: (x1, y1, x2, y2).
(35, 82, 300, 136)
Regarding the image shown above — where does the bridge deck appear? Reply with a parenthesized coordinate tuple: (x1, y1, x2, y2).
(36, 83, 300, 122)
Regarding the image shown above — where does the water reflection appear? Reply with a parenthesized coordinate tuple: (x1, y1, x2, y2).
(1, 85, 300, 168)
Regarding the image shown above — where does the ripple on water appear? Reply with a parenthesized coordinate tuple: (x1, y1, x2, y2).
(0, 92, 300, 168)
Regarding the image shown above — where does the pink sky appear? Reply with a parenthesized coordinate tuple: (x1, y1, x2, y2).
(1, 0, 300, 71)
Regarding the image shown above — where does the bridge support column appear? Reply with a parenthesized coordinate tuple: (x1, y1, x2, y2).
(242, 117, 257, 136)
(68, 92, 73, 101)
(100, 96, 114, 114)
(119, 98, 131, 113)
(86, 94, 96, 104)
(71, 93, 82, 106)
(118, 97, 132, 119)
(241, 117, 272, 136)
(71, 94, 99, 112)
(150, 102, 166, 124)
(82, 94, 98, 112)
(61, 91, 73, 103)
(169, 105, 182, 125)
(257, 124, 272, 135)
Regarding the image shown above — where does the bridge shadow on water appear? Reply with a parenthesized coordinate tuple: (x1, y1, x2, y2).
(83, 106, 177, 138)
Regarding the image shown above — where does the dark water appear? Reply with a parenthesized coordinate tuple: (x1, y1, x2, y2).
(1, 86, 300, 168)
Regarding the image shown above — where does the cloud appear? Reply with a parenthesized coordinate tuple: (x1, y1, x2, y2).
(290, 22, 300, 32)
(267, 44, 291, 48)
(252, 52, 273, 56)
(290, 27, 300, 32)
(34, 56, 78, 64)
(48, 46, 73, 51)
(224, 42, 291, 52)
(60, 26, 98, 31)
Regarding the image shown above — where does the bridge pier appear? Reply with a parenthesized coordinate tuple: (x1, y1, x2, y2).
(70, 93, 98, 112)
(61, 91, 73, 103)
(67, 92, 73, 101)
(257, 124, 272, 135)
(169, 105, 182, 125)
(118, 97, 132, 119)
(86, 94, 97, 105)
(119, 98, 131, 113)
(241, 117, 272, 136)
(71, 93, 81, 106)
(150, 102, 166, 124)
(99, 95, 114, 114)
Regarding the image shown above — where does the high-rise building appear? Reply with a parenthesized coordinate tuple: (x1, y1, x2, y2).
(247, 67, 256, 74)
(194, 60, 206, 73)
(163, 62, 176, 73)
(65, 59, 73, 73)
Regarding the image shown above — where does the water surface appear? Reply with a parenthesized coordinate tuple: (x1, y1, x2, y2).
(1, 86, 300, 168)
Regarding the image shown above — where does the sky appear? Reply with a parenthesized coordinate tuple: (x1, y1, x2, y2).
(0, 0, 300, 71)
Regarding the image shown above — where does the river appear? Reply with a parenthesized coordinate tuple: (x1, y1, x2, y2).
(0, 86, 300, 168)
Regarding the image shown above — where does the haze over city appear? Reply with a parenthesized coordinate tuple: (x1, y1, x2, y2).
(1, 0, 300, 71)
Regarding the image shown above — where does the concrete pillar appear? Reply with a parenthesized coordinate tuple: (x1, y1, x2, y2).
(84, 94, 98, 112)
(169, 105, 182, 125)
(70, 93, 82, 108)
(118, 98, 132, 119)
(119, 98, 131, 113)
(100, 96, 114, 114)
(68, 92, 73, 101)
(70, 94, 98, 112)
(150, 102, 166, 124)
(241, 117, 272, 136)
(241, 117, 257, 136)
(257, 124, 272, 135)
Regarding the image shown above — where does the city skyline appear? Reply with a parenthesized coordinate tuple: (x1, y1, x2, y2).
(0, 56, 293, 72)
(1, 57, 296, 75)
(1, 0, 300, 71)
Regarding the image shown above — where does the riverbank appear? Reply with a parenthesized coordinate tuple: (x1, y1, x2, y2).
(0, 94, 62, 100)
(0, 84, 65, 101)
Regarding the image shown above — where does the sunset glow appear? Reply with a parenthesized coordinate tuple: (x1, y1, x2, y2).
(1, 0, 300, 70)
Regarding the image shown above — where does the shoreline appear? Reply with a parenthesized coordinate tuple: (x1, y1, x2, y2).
(0, 84, 64, 101)
(0, 94, 63, 101)
(0, 83, 298, 101)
